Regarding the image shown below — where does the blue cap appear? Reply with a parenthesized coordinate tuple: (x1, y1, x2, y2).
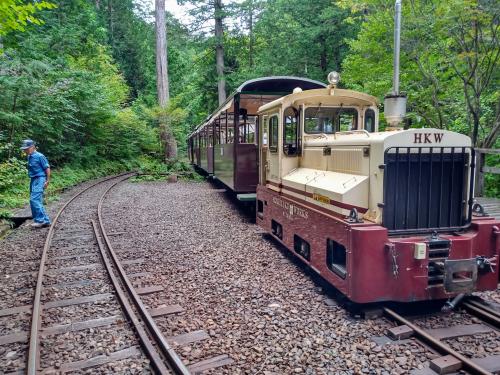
(20, 139, 35, 150)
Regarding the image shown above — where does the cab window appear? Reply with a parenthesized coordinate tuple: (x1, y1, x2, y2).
(283, 107, 298, 156)
(365, 109, 376, 132)
(305, 107, 336, 134)
(304, 107, 359, 133)
(269, 115, 279, 153)
(339, 109, 358, 131)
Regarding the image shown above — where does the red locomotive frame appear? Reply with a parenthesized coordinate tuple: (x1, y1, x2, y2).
(257, 185, 499, 303)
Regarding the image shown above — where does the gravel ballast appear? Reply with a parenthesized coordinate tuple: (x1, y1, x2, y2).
(1, 177, 499, 374)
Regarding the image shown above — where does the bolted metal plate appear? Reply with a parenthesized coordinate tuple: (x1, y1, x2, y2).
(443, 258, 477, 293)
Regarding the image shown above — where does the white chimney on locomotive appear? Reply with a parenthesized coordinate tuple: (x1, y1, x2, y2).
(384, 0, 407, 129)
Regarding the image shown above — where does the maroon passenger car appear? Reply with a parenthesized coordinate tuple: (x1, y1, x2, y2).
(188, 77, 326, 193)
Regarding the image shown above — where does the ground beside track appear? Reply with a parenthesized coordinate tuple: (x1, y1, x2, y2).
(0, 177, 154, 374)
(1, 178, 499, 374)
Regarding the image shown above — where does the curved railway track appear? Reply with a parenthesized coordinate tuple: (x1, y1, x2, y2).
(25, 173, 189, 374)
(2, 177, 498, 374)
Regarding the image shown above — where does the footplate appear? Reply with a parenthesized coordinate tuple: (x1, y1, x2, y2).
(443, 259, 478, 293)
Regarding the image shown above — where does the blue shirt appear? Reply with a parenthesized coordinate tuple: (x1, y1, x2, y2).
(28, 151, 50, 178)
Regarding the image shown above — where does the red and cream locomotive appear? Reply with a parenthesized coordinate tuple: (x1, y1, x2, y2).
(255, 73, 499, 303)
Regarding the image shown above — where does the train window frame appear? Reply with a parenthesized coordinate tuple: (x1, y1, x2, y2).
(260, 115, 268, 146)
(304, 107, 359, 134)
(283, 107, 299, 156)
(364, 108, 376, 133)
(304, 107, 335, 134)
(269, 114, 279, 153)
(338, 108, 358, 132)
(221, 112, 227, 144)
(326, 238, 347, 279)
(271, 219, 282, 239)
(239, 115, 257, 145)
(294, 235, 311, 261)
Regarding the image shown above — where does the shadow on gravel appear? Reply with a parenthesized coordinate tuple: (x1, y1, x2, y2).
(208, 176, 257, 224)
(198, 172, 451, 320)
(260, 232, 450, 319)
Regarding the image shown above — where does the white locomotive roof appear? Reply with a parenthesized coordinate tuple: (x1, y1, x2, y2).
(258, 87, 379, 113)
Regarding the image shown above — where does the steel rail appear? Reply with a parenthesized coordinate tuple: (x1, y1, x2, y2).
(27, 172, 134, 374)
(97, 175, 190, 375)
(383, 308, 492, 375)
(91, 220, 170, 374)
(465, 299, 500, 319)
(462, 301, 500, 329)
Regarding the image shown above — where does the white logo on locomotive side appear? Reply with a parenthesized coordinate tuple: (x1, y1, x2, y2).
(272, 197, 309, 219)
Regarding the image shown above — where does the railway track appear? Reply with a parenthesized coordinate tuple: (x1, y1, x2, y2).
(2, 178, 499, 374)
(0, 173, 190, 374)
(383, 300, 500, 375)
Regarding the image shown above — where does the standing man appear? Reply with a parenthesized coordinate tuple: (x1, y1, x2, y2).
(20, 140, 51, 228)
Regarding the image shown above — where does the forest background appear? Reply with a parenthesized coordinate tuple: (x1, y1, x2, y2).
(0, 0, 499, 218)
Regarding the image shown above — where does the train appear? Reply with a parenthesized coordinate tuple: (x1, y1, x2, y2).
(188, 72, 499, 305)
(187, 76, 327, 193)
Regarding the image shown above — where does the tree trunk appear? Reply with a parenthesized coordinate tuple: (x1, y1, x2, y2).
(319, 34, 327, 73)
(214, 0, 226, 105)
(471, 107, 480, 147)
(155, 0, 176, 161)
(8, 92, 18, 159)
(108, 0, 114, 44)
(155, 0, 169, 107)
(248, 0, 254, 68)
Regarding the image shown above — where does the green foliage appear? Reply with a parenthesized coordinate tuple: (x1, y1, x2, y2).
(132, 157, 202, 182)
(0, 0, 160, 166)
(0, 0, 56, 40)
(340, 0, 499, 196)
(340, 0, 499, 139)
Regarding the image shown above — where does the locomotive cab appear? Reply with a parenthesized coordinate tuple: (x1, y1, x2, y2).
(259, 86, 380, 220)
(256, 76, 499, 304)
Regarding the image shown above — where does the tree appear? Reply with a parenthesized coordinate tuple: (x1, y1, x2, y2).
(178, 0, 227, 104)
(437, 0, 500, 147)
(341, 0, 499, 148)
(234, 0, 357, 81)
(0, 0, 157, 166)
(0, 0, 55, 53)
(155, 0, 177, 160)
(214, 0, 226, 104)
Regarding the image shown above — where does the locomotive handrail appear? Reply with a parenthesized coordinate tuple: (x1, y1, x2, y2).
(304, 133, 330, 140)
(335, 129, 371, 137)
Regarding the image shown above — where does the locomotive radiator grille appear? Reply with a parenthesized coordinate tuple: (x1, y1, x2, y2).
(382, 147, 474, 234)
(427, 239, 451, 287)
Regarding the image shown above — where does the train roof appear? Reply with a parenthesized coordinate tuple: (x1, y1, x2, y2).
(258, 87, 379, 113)
(236, 76, 326, 93)
(189, 76, 327, 136)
